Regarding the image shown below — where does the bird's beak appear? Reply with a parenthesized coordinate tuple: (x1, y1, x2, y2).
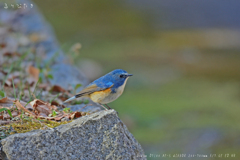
(127, 74, 133, 77)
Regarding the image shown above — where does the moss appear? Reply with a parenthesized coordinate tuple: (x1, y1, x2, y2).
(1, 117, 72, 140)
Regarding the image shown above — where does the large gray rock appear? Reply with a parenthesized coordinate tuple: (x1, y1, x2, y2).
(0, 110, 146, 160)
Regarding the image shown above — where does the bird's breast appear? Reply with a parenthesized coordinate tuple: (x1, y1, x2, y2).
(89, 78, 129, 104)
(89, 88, 111, 103)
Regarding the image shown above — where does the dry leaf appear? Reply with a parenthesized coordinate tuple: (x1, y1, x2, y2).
(30, 99, 53, 116)
(0, 97, 8, 103)
(14, 100, 36, 117)
(29, 99, 60, 119)
(51, 105, 58, 111)
(38, 83, 48, 90)
(53, 113, 66, 121)
(51, 101, 65, 108)
(69, 111, 82, 120)
(58, 96, 68, 102)
(51, 85, 67, 93)
(3, 52, 20, 57)
(27, 65, 40, 81)
(0, 97, 32, 110)
(4, 79, 11, 87)
(0, 43, 6, 48)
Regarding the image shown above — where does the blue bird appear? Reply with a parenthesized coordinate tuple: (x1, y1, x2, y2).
(63, 69, 133, 110)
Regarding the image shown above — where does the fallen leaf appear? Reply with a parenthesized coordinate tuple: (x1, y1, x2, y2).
(51, 101, 65, 108)
(0, 97, 22, 109)
(51, 85, 67, 93)
(51, 105, 58, 111)
(3, 52, 20, 57)
(58, 96, 68, 102)
(69, 111, 82, 120)
(14, 100, 36, 117)
(0, 69, 7, 75)
(27, 65, 40, 81)
(30, 99, 52, 116)
(0, 43, 6, 48)
(53, 113, 66, 121)
(4, 79, 11, 87)
(38, 83, 48, 90)
(30, 99, 59, 118)
(0, 97, 8, 103)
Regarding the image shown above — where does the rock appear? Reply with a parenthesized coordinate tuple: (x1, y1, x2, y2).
(0, 110, 146, 160)
(68, 103, 101, 113)
(49, 64, 88, 91)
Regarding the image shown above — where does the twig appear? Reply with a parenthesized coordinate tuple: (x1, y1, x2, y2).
(13, 100, 36, 118)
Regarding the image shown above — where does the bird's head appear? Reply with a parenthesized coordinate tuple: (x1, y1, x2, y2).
(108, 69, 133, 87)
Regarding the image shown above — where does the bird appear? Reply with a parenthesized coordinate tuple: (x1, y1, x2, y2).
(63, 69, 133, 110)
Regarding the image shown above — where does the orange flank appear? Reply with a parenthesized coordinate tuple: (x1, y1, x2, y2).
(89, 88, 112, 103)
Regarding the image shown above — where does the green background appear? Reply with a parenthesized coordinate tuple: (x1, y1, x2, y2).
(32, 0, 240, 159)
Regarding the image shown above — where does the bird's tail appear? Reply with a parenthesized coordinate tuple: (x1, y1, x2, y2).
(63, 96, 77, 104)
(63, 92, 86, 104)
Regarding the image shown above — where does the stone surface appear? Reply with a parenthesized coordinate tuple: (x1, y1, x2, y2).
(49, 64, 88, 91)
(68, 102, 101, 113)
(1, 110, 146, 160)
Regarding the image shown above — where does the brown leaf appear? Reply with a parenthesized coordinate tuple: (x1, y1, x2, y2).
(51, 101, 65, 108)
(27, 65, 40, 81)
(4, 79, 11, 87)
(5, 97, 33, 111)
(51, 105, 58, 111)
(0, 69, 7, 75)
(0, 43, 6, 48)
(39, 112, 48, 117)
(3, 52, 20, 57)
(14, 100, 36, 117)
(8, 72, 20, 80)
(51, 101, 59, 106)
(0, 97, 32, 110)
(37, 105, 52, 116)
(58, 96, 68, 102)
(25, 79, 35, 87)
(0, 97, 8, 103)
(51, 85, 67, 93)
(30, 99, 58, 117)
(53, 113, 66, 121)
(38, 83, 48, 90)
(69, 111, 82, 120)
(30, 99, 52, 116)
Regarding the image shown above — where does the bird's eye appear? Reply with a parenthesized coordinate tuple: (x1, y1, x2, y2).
(120, 74, 124, 78)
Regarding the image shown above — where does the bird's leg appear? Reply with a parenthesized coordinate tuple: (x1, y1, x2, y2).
(105, 104, 112, 110)
(105, 104, 118, 115)
(99, 104, 108, 110)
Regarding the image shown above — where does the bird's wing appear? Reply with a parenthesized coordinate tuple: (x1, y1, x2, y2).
(63, 82, 114, 104)
(75, 82, 113, 98)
